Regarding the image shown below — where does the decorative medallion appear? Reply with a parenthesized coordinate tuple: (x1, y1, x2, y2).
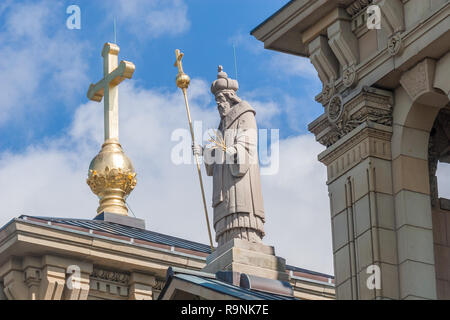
(343, 66, 358, 88)
(327, 94, 344, 124)
(387, 33, 403, 56)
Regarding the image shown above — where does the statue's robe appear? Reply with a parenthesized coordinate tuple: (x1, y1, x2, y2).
(204, 100, 265, 246)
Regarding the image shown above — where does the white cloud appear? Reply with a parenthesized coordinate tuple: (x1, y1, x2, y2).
(0, 0, 89, 124)
(262, 134, 332, 273)
(269, 53, 319, 80)
(109, 0, 190, 40)
(0, 80, 334, 275)
(228, 32, 265, 55)
(245, 99, 281, 127)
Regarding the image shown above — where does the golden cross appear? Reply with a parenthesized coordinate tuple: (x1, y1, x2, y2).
(87, 43, 135, 142)
(174, 49, 184, 73)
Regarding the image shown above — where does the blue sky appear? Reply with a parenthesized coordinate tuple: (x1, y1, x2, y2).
(0, 0, 337, 274)
(0, 0, 323, 151)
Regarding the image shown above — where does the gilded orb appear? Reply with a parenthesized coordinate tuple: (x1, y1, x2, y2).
(176, 72, 190, 89)
(87, 139, 137, 216)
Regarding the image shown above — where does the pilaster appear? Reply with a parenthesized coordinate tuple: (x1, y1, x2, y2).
(129, 272, 155, 300)
(311, 87, 399, 300)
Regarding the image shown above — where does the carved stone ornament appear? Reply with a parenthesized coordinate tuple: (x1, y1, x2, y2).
(91, 268, 130, 284)
(153, 279, 166, 291)
(343, 65, 358, 88)
(346, 0, 373, 17)
(327, 94, 344, 124)
(322, 80, 336, 104)
(399, 59, 439, 102)
(310, 87, 394, 148)
(387, 33, 403, 56)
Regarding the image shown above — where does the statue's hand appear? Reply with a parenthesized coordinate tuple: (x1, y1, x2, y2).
(192, 143, 204, 156)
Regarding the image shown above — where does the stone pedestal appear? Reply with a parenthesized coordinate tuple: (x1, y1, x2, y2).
(202, 239, 289, 282)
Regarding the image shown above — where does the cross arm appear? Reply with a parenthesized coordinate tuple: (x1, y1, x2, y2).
(87, 60, 136, 102)
(174, 49, 184, 73)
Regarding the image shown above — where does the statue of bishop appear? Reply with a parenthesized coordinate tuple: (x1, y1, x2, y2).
(193, 66, 265, 246)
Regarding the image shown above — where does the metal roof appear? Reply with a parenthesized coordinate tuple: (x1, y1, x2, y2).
(286, 265, 334, 280)
(10, 215, 335, 284)
(18, 215, 212, 254)
(161, 273, 299, 300)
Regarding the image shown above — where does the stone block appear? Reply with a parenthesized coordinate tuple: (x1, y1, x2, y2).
(391, 124, 430, 160)
(357, 269, 376, 300)
(228, 263, 289, 282)
(379, 263, 399, 300)
(336, 278, 353, 300)
(395, 190, 433, 229)
(393, 155, 430, 195)
(334, 244, 351, 286)
(377, 228, 398, 265)
(350, 164, 370, 202)
(202, 239, 287, 282)
(356, 230, 373, 271)
(376, 193, 395, 230)
(399, 260, 437, 300)
(354, 195, 371, 237)
(357, 264, 398, 300)
(397, 225, 434, 264)
(206, 238, 275, 264)
(371, 158, 394, 195)
(332, 210, 349, 252)
(329, 176, 348, 217)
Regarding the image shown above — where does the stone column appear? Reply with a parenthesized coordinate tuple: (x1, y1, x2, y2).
(128, 272, 155, 300)
(310, 87, 400, 299)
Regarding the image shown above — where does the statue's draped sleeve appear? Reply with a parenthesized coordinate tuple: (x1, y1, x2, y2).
(226, 111, 258, 177)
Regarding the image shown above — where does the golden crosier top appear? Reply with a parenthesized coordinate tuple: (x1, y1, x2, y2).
(174, 49, 191, 89)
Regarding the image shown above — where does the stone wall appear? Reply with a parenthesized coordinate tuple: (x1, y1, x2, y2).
(432, 199, 450, 299)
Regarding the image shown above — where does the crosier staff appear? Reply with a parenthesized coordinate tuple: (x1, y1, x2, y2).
(174, 49, 214, 252)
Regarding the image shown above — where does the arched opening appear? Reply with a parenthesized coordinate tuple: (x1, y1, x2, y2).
(429, 107, 450, 300)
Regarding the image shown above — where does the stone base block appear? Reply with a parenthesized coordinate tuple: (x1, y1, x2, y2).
(202, 239, 289, 282)
(94, 212, 146, 229)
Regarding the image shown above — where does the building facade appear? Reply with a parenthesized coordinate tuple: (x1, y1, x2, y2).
(0, 215, 334, 300)
(252, 0, 450, 299)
